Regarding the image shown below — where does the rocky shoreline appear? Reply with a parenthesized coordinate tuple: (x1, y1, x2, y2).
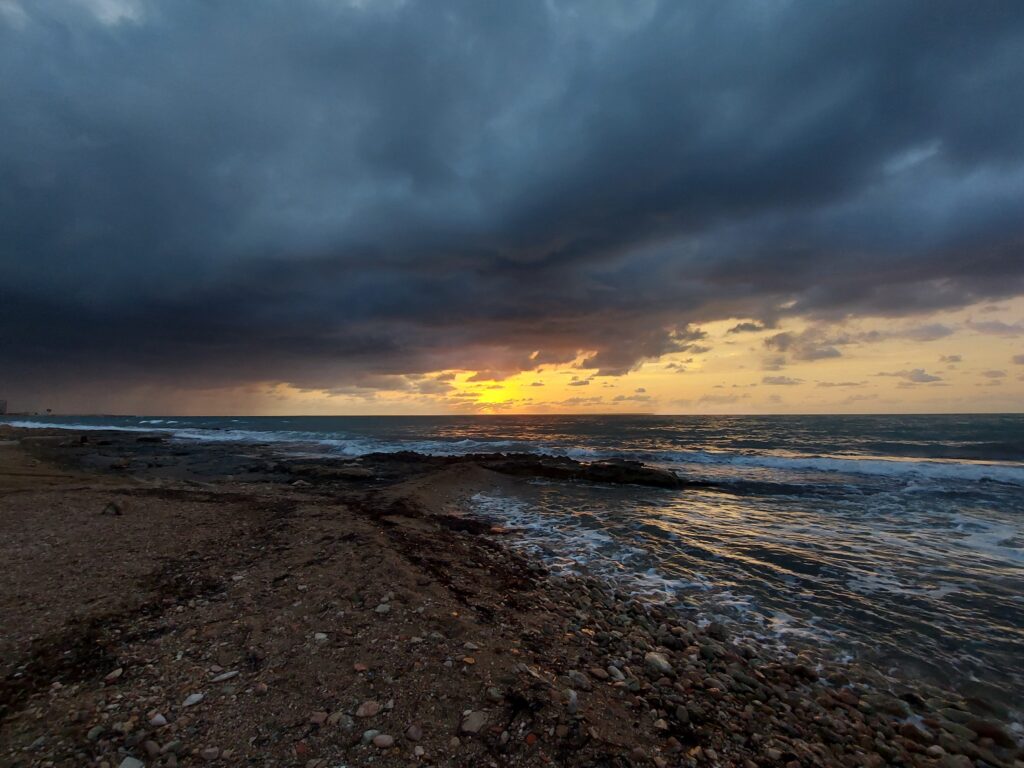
(0, 426, 1021, 768)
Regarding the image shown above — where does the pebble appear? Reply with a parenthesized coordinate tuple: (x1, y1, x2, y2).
(374, 603, 391, 614)
(643, 651, 674, 676)
(87, 725, 104, 741)
(485, 686, 503, 702)
(568, 670, 592, 691)
(414, 745, 425, 757)
(149, 713, 168, 727)
(254, 682, 268, 695)
(200, 747, 219, 761)
(565, 689, 579, 716)
(372, 734, 394, 748)
(182, 693, 205, 707)
(309, 711, 328, 725)
(361, 729, 381, 744)
(118, 759, 144, 768)
(461, 711, 488, 734)
(313, 632, 328, 643)
(406, 724, 423, 741)
(356, 700, 381, 718)
(210, 670, 238, 683)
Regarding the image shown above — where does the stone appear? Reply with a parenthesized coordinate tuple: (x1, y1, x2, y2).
(149, 713, 168, 727)
(313, 632, 328, 643)
(104, 667, 124, 684)
(485, 686, 503, 702)
(356, 700, 381, 718)
(405, 724, 423, 741)
(182, 693, 204, 707)
(460, 711, 488, 734)
(565, 689, 579, 715)
(328, 711, 354, 729)
(567, 670, 592, 691)
(143, 740, 161, 757)
(200, 747, 219, 761)
(643, 651, 674, 676)
(372, 734, 394, 748)
(87, 725, 104, 741)
(254, 682, 268, 695)
(374, 603, 391, 614)
(102, 502, 123, 516)
(361, 729, 380, 744)
(414, 745, 425, 757)
(118, 759, 144, 768)
(309, 711, 328, 726)
(211, 670, 238, 683)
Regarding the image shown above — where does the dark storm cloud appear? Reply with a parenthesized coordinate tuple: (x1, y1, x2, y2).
(3, 0, 1024, 400)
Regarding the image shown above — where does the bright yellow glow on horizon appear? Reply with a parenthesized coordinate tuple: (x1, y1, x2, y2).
(25, 297, 1024, 416)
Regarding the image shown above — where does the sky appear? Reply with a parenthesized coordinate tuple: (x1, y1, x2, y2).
(1, 0, 1023, 415)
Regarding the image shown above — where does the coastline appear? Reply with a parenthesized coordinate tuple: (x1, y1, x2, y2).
(1, 426, 1021, 768)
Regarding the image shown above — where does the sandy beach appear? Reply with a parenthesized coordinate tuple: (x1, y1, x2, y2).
(1, 426, 1021, 768)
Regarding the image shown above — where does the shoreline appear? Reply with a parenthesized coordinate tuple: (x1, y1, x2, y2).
(1, 426, 1021, 767)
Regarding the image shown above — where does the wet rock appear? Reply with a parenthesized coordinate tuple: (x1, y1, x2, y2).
(182, 693, 204, 707)
(966, 719, 1015, 748)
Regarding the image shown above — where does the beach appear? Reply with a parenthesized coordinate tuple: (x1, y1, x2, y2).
(1, 425, 1022, 768)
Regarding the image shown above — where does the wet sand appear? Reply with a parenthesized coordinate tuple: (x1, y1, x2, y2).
(0, 426, 1021, 768)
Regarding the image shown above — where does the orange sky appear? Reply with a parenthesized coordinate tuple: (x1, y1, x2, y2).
(34, 297, 1021, 416)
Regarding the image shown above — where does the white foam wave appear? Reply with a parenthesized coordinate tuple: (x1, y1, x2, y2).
(5, 419, 1023, 485)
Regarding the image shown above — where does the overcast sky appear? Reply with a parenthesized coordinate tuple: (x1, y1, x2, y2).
(2, 0, 1023, 414)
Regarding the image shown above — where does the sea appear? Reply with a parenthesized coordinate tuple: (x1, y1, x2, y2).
(5, 413, 1023, 716)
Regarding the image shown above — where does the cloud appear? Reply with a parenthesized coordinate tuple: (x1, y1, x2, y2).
(817, 380, 865, 387)
(762, 375, 802, 386)
(612, 393, 653, 403)
(2, 1, 1024, 405)
(876, 368, 943, 383)
(727, 321, 773, 335)
(940, 354, 963, 363)
(981, 369, 1007, 378)
(967, 320, 1024, 337)
(764, 332, 841, 362)
(1014, 354, 1024, 364)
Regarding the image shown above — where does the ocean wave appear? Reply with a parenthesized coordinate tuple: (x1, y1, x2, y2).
(5, 418, 1023, 485)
